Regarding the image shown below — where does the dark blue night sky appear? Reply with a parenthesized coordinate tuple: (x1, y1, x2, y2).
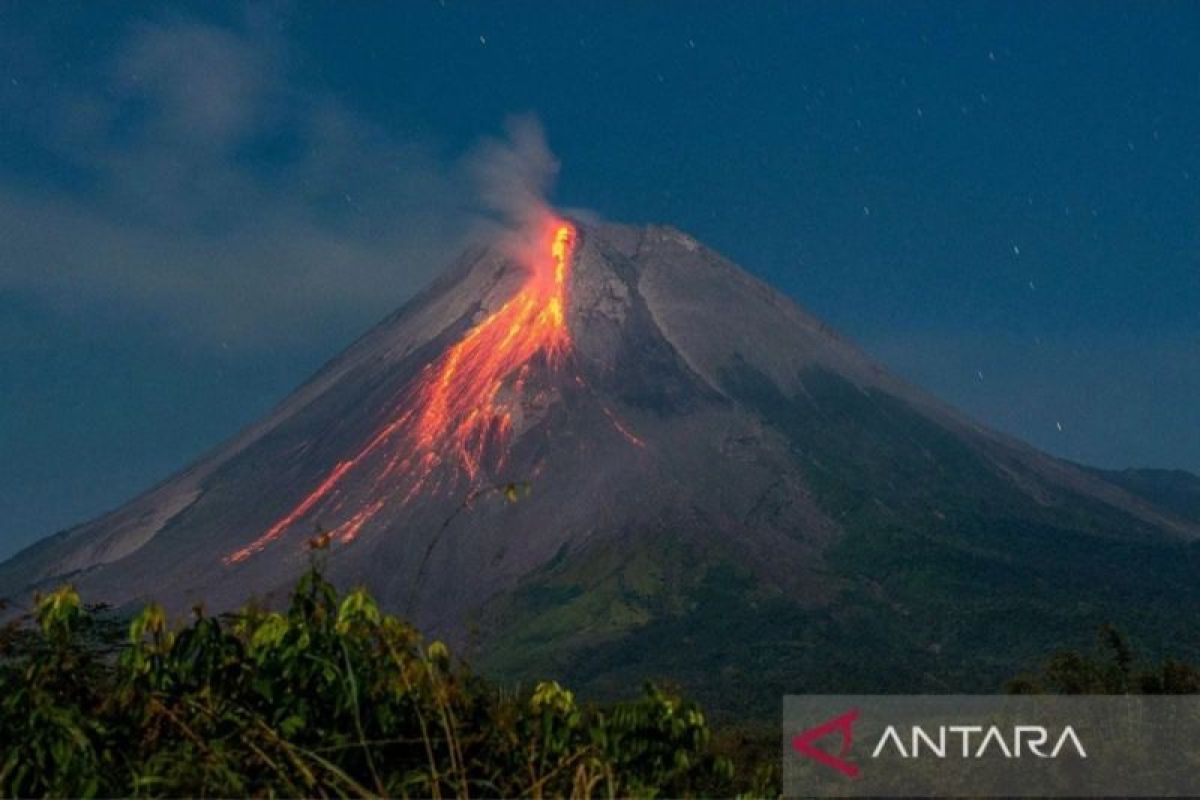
(1, 2, 1197, 559)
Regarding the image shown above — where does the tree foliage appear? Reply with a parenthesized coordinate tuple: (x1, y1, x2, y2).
(1006, 623, 1200, 695)
(0, 566, 737, 798)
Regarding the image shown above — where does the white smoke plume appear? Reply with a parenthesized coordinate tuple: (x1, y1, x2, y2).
(468, 114, 562, 232)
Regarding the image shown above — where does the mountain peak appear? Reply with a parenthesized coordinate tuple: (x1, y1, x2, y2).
(3, 218, 1198, 710)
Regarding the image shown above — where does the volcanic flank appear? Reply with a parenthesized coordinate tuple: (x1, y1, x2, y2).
(224, 223, 579, 565)
(4, 218, 1200, 716)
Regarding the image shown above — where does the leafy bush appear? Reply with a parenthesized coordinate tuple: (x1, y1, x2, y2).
(0, 565, 737, 798)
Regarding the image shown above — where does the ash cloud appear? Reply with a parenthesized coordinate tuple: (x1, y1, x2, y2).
(468, 114, 561, 232)
(0, 11, 562, 352)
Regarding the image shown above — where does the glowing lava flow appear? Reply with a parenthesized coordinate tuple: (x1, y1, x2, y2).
(224, 222, 576, 565)
(408, 223, 573, 481)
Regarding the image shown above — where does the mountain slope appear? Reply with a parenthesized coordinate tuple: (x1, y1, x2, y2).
(1084, 467, 1200, 525)
(3, 220, 1198, 717)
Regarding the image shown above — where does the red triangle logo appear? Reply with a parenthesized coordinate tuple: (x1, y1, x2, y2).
(791, 708, 861, 779)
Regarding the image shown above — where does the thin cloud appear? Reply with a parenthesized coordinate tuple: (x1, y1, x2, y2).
(0, 12, 561, 351)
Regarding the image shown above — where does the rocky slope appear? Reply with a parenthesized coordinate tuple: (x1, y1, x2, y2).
(4, 220, 1197, 715)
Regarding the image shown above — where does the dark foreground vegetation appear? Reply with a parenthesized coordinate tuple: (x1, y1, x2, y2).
(2, 553, 1195, 799)
(0, 562, 770, 799)
(1006, 622, 1200, 695)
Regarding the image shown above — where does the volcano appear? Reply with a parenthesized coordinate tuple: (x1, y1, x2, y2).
(4, 219, 1199, 717)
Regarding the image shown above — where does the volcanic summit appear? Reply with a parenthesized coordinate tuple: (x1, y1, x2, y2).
(4, 218, 1199, 714)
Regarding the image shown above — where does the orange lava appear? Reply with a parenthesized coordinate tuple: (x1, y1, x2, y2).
(410, 223, 574, 480)
(602, 405, 646, 449)
(224, 221, 576, 565)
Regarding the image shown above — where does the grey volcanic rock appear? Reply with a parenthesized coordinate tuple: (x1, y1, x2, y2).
(3, 221, 1198, 711)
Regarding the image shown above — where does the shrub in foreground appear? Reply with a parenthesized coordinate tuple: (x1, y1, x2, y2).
(0, 566, 736, 798)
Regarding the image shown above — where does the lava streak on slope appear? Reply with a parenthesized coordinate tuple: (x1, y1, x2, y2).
(224, 221, 576, 565)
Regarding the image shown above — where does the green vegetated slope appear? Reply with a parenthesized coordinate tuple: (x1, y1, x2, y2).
(481, 366, 1200, 722)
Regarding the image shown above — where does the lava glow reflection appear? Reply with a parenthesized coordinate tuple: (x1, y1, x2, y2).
(224, 222, 576, 565)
